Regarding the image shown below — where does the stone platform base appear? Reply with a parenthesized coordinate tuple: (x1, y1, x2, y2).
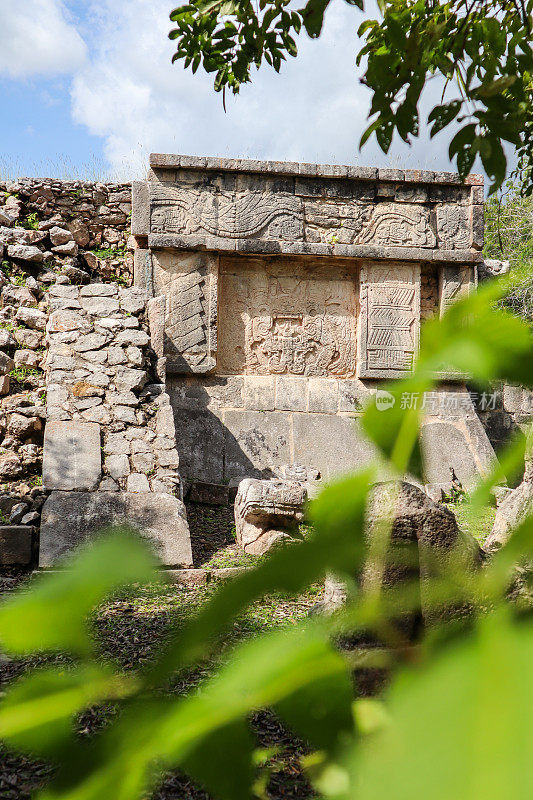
(39, 491, 193, 568)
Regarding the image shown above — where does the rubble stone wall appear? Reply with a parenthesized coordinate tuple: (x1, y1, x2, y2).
(45, 283, 182, 495)
(0, 179, 134, 564)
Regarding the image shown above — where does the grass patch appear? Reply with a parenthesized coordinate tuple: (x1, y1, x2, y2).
(445, 501, 496, 544)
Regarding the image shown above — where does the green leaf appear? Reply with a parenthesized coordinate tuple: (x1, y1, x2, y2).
(300, 0, 331, 38)
(428, 100, 462, 138)
(0, 665, 137, 758)
(181, 722, 255, 800)
(360, 118, 382, 148)
(0, 529, 161, 656)
(347, 613, 533, 800)
(476, 75, 517, 98)
(420, 285, 533, 388)
(275, 670, 354, 755)
(361, 378, 429, 479)
(376, 118, 394, 152)
(43, 627, 352, 800)
(449, 123, 477, 158)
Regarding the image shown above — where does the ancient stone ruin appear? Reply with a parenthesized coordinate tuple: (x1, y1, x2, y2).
(132, 155, 494, 494)
(0, 155, 524, 570)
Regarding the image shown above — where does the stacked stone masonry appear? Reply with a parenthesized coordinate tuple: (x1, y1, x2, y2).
(44, 282, 182, 494)
(0, 179, 135, 566)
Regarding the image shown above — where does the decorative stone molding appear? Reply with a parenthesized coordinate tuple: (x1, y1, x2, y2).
(134, 155, 484, 263)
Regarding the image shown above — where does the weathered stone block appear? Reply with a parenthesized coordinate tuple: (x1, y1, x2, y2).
(131, 181, 151, 235)
(292, 414, 376, 481)
(39, 491, 193, 567)
(420, 419, 495, 490)
(223, 410, 291, 480)
(307, 378, 338, 413)
(243, 376, 275, 411)
(171, 407, 225, 483)
(0, 526, 33, 566)
(275, 376, 307, 412)
(43, 421, 101, 491)
(133, 249, 154, 293)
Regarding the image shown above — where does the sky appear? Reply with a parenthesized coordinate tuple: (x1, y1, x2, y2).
(0, 0, 496, 182)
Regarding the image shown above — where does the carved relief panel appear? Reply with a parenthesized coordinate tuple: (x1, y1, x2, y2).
(439, 264, 476, 316)
(218, 258, 357, 378)
(437, 264, 476, 377)
(436, 205, 470, 249)
(358, 263, 421, 378)
(150, 184, 303, 241)
(151, 251, 218, 374)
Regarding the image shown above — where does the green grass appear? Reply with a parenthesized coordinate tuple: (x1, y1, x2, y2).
(92, 581, 322, 674)
(445, 501, 496, 544)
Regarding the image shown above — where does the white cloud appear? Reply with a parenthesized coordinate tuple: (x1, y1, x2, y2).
(0, 0, 87, 78)
(70, 0, 478, 179)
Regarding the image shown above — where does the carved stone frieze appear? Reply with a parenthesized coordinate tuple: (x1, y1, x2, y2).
(359, 263, 421, 378)
(150, 184, 303, 241)
(218, 259, 357, 378)
(436, 205, 470, 249)
(359, 203, 436, 247)
(151, 251, 218, 374)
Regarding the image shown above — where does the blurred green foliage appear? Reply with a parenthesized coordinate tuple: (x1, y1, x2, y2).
(1, 281, 533, 799)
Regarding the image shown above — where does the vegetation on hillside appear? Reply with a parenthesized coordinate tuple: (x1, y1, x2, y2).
(485, 181, 533, 321)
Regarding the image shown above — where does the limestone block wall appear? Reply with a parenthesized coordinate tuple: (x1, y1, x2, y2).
(45, 283, 182, 495)
(0, 180, 134, 564)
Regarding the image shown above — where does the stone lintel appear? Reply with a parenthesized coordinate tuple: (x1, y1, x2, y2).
(149, 154, 482, 188)
(147, 233, 481, 264)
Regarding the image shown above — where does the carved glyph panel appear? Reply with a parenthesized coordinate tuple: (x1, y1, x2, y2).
(359, 204, 436, 248)
(151, 251, 218, 374)
(359, 263, 421, 378)
(218, 259, 357, 378)
(437, 264, 476, 377)
(437, 206, 470, 249)
(150, 184, 303, 241)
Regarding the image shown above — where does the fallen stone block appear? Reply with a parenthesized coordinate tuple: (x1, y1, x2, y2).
(234, 478, 307, 555)
(39, 491, 193, 568)
(165, 568, 208, 586)
(323, 481, 483, 634)
(42, 421, 101, 491)
(0, 526, 34, 566)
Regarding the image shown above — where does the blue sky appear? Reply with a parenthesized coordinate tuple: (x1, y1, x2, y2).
(0, 0, 508, 183)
